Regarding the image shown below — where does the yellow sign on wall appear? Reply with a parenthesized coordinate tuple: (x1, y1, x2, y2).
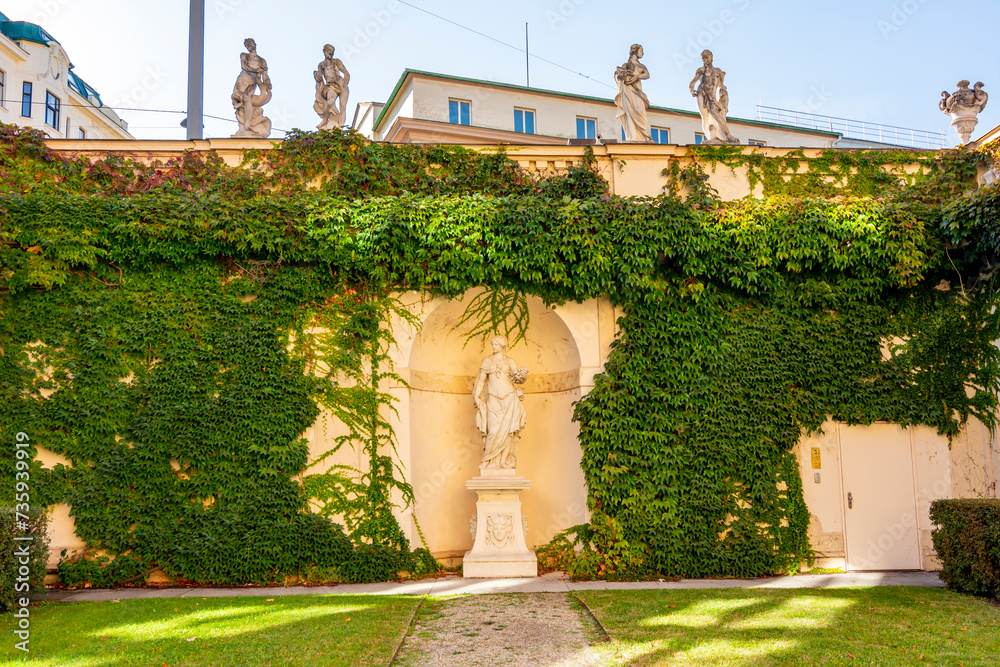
(811, 447, 821, 469)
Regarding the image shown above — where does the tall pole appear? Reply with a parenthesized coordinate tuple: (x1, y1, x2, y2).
(525, 23, 529, 88)
(186, 0, 205, 140)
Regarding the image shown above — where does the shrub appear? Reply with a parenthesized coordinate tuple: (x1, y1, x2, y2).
(337, 543, 403, 583)
(56, 550, 148, 588)
(930, 498, 1000, 599)
(407, 547, 441, 577)
(536, 512, 647, 580)
(139, 510, 354, 585)
(0, 506, 49, 612)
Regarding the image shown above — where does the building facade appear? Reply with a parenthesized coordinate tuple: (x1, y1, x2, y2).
(0, 11, 132, 139)
(359, 69, 841, 148)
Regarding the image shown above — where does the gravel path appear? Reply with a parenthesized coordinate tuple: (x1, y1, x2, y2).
(393, 592, 609, 666)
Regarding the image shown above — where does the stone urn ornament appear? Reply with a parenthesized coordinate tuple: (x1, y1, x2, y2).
(939, 80, 988, 145)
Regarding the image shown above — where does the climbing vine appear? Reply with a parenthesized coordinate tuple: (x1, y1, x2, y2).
(1, 124, 997, 583)
(664, 143, 982, 204)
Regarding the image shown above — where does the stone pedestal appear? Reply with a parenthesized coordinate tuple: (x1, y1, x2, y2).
(946, 108, 981, 145)
(463, 468, 538, 578)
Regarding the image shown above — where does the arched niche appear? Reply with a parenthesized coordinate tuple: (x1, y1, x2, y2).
(407, 291, 588, 558)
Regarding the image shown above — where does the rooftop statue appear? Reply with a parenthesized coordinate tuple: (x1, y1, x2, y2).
(689, 50, 738, 145)
(231, 38, 272, 138)
(314, 44, 351, 131)
(939, 80, 988, 145)
(473, 336, 528, 470)
(614, 44, 653, 143)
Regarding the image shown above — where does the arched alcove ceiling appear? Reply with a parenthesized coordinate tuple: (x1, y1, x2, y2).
(409, 290, 582, 388)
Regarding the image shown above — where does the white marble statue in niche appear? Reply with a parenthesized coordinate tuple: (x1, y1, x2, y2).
(473, 336, 528, 469)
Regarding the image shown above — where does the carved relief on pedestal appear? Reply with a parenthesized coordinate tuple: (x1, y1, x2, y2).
(485, 513, 515, 548)
(469, 512, 530, 543)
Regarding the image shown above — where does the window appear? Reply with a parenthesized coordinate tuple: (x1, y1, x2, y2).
(45, 91, 60, 129)
(448, 99, 470, 125)
(650, 127, 670, 144)
(576, 117, 596, 140)
(748, 139, 766, 147)
(694, 132, 706, 145)
(78, 128, 86, 139)
(21, 82, 32, 117)
(0, 69, 5, 107)
(513, 108, 534, 134)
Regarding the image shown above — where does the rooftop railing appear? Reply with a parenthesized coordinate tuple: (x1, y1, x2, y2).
(756, 105, 948, 150)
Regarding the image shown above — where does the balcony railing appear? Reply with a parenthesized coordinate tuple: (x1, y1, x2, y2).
(756, 105, 948, 150)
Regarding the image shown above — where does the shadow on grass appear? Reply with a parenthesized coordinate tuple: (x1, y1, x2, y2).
(576, 587, 1000, 666)
(0, 594, 420, 667)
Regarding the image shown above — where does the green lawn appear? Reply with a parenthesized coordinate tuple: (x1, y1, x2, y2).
(0, 594, 419, 666)
(3, 587, 998, 666)
(578, 587, 1000, 666)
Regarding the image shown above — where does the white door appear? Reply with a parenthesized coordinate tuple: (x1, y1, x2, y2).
(839, 424, 921, 570)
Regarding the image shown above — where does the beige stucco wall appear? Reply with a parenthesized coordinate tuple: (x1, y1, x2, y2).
(796, 422, 846, 568)
(27, 140, 1000, 573)
(35, 447, 86, 568)
(39, 141, 920, 207)
(912, 425, 953, 570)
(286, 290, 617, 561)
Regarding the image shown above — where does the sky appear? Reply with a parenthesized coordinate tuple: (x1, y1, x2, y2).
(3, 0, 999, 143)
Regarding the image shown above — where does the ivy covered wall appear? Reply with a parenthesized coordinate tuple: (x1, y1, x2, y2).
(1, 124, 998, 582)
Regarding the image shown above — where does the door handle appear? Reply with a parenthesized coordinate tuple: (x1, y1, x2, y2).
(847, 492, 853, 509)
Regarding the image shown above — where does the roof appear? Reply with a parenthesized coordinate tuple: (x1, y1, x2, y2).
(374, 69, 841, 138)
(68, 71, 103, 106)
(0, 12, 104, 108)
(0, 19, 57, 46)
(973, 122, 1000, 147)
